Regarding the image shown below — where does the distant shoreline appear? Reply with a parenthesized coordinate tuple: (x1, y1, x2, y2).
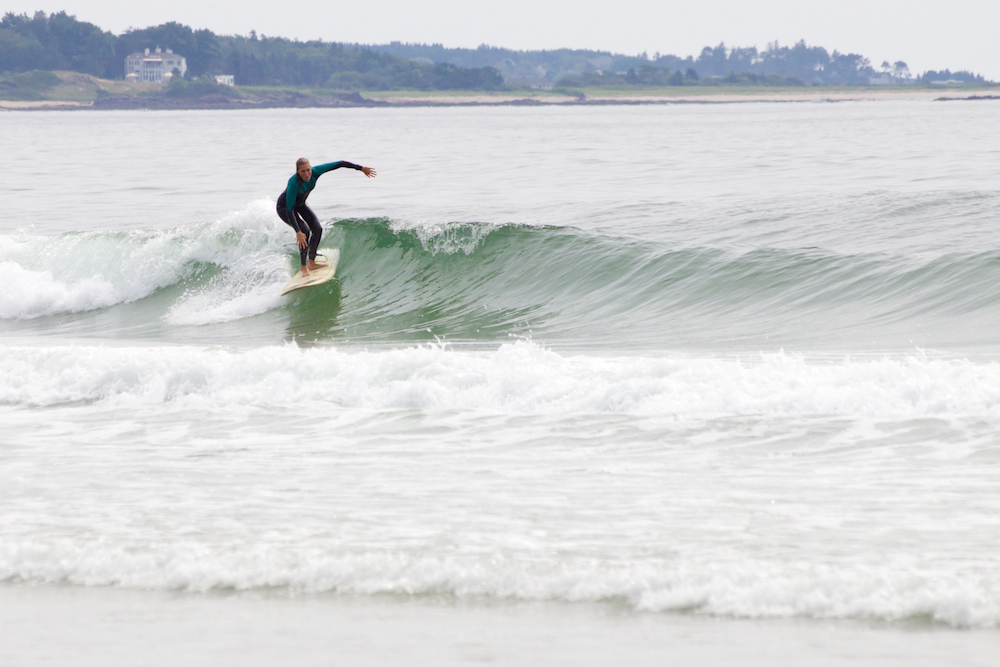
(3, 84, 998, 111)
(368, 88, 1000, 105)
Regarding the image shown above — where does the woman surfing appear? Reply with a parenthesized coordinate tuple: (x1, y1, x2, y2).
(277, 158, 376, 276)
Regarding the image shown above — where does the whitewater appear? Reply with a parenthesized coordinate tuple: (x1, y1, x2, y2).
(2, 102, 999, 665)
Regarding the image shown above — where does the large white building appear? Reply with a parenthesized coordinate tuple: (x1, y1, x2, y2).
(125, 47, 187, 83)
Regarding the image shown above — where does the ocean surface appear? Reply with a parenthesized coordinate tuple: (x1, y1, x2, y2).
(2, 101, 1000, 653)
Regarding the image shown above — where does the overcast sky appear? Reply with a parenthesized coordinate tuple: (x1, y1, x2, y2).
(7, 1, 999, 79)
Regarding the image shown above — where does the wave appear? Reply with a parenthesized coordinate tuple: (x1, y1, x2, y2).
(0, 200, 290, 323)
(2, 341, 998, 417)
(2, 530, 996, 628)
(3, 202, 1000, 349)
(4, 340, 998, 629)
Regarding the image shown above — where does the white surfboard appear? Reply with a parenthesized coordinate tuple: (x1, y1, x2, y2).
(280, 249, 340, 296)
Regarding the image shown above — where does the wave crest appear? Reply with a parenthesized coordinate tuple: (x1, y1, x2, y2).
(4, 213, 1000, 349)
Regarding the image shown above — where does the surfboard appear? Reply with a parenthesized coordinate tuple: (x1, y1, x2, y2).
(280, 249, 340, 296)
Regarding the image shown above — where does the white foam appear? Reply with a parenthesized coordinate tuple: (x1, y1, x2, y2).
(3, 342, 999, 628)
(0, 199, 290, 321)
(388, 220, 509, 255)
(165, 252, 289, 326)
(2, 541, 996, 627)
(1, 342, 998, 418)
(0, 261, 120, 319)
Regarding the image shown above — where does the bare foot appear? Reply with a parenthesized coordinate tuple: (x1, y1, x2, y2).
(300, 266, 310, 277)
(307, 260, 326, 271)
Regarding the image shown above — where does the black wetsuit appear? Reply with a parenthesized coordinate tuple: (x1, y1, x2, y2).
(277, 161, 363, 265)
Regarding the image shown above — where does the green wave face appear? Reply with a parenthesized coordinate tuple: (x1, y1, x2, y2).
(4, 217, 1000, 352)
(294, 218, 1000, 351)
(319, 219, 578, 344)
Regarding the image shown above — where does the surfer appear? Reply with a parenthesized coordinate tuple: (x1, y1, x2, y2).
(277, 158, 376, 275)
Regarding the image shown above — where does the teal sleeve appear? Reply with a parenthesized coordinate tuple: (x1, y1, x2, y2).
(285, 175, 298, 213)
(313, 161, 362, 177)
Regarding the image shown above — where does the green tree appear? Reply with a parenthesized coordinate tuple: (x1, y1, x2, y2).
(0, 26, 45, 72)
(48, 11, 116, 75)
(0, 11, 115, 76)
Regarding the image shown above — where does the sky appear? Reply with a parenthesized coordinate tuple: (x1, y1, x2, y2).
(5, 1, 999, 80)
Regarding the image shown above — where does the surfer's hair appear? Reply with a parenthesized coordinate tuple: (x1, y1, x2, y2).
(296, 158, 310, 169)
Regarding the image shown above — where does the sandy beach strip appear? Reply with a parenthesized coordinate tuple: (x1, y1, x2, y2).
(0, 100, 93, 110)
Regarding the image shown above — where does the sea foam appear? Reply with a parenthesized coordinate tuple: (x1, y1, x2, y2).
(1, 341, 998, 418)
(0, 200, 287, 321)
(3, 538, 996, 628)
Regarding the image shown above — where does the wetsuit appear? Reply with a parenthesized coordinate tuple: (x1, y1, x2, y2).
(276, 161, 363, 266)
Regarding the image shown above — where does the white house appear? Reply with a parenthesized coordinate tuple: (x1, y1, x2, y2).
(125, 47, 187, 83)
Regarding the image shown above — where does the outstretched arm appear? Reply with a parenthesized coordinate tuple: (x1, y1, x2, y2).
(313, 161, 377, 178)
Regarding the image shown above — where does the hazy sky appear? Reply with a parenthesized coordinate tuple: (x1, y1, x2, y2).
(6, 1, 999, 79)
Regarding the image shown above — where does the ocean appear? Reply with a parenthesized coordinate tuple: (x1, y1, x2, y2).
(1, 101, 999, 665)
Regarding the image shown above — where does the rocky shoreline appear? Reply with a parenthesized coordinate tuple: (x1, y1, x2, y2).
(93, 90, 1000, 110)
(4, 89, 999, 111)
(72, 91, 587, 110)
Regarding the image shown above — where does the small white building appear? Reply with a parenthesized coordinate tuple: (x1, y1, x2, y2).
(125, 47, 187, 83)
(215, 75, 235, 86)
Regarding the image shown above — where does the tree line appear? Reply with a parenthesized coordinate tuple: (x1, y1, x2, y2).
(369, 40, 990, 87)
(917, 69, 985, 83)
(669, 41, 877, 85)
(0, 11, 989, 90)
(0, 11, 504, 90)
(610, 41, 889, 86)
(556, 65, 806, 88)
